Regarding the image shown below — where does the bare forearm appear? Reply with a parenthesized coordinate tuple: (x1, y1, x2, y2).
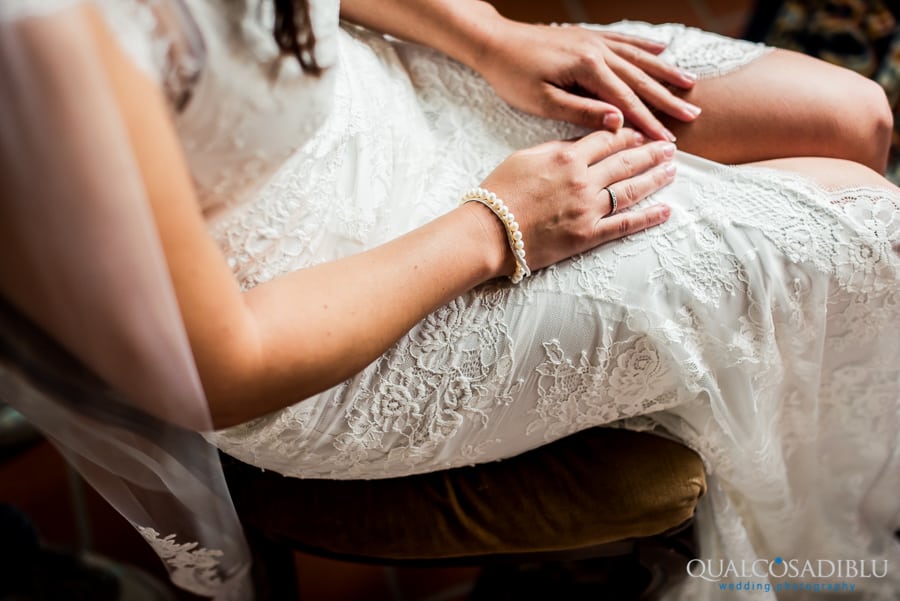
(339, 0, 504, 69)
(85, 6, 673, 431)
(93, 4, 509, 428)
(219, 204, 505, 427)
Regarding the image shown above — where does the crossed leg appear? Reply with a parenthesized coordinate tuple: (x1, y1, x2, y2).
(665, 48, 894, 173)
(749, 155, 900, 194)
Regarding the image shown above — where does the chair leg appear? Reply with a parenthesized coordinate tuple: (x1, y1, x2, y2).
(244, 528, 299, 601)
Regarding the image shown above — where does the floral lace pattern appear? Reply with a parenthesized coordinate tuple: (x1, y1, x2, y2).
(199, 17, 900, 599)
(585, 21, 772, 79)
(137, 527, 225, 595)
(97, 0, 206, 110)
(94, 1, 900, 598)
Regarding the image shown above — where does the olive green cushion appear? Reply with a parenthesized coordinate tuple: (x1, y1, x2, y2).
(222, 428, 706, 562)
(0, 299, 707, 564)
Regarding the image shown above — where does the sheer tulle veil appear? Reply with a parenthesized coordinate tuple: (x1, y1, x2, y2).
(0, 0, 252, 597)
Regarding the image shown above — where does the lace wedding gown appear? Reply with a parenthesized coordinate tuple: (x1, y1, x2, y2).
(106, 0, 900, 598)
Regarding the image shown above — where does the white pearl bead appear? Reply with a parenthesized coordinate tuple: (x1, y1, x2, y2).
(460, 187, 529, 284)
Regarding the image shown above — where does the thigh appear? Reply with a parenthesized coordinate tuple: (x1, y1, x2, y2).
(747, 155, 900, 193)
(667, 49, 892, 171)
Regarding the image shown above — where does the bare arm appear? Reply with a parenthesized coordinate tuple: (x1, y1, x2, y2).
(340, 0, 498, 69)
(0, 5, 672, 429)
(340, 0, 700, 140)
(90, 4, 513, 427)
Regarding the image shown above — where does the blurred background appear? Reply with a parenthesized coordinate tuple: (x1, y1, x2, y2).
(491, 0, 755, 37)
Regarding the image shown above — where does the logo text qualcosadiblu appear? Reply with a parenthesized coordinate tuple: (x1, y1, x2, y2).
(686, 557, 889, 583)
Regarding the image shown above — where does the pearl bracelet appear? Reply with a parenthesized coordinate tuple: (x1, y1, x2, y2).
(461, 187, 531, 284)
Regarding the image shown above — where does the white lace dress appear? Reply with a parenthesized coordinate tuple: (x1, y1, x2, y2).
(109, 0, 900, 599)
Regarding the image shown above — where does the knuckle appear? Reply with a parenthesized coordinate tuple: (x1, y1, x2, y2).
(624, 94, 643, 112)
(616, 152, 634, 171)
(634, 77, 660, 103)
(663, 63, 682, 78)
(616, 215, 633, 237)
(654, 166, 670, 185)
(539, 91, 558, 114)
(568, 175, 589, 193)
(577, 51, 602, 71)
(621, 180, 639, 203)
(619, 44, 638, 61)
(555, 149, 578, 166)
(631, 77, 654, 95)
(653, 144, 669, 161)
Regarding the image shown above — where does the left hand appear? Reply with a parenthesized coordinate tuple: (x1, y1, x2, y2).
(472, 20, 702, 141)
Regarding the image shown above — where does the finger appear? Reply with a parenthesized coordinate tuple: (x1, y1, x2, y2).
(599, 159, 677, 217)
(544, 84, 626, 131)
(570, 127, 645, 165)
(607, 53, 701, 122)
(594, 202, 672, 246)
(597, 30, 667, 55)
(581, 63, 674, 141)
(605, 38, 697, 89)
(591, 140, 676, 187)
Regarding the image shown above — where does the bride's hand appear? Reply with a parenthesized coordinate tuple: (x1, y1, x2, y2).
(467, 128, 675, 279)
(473, 20, 700, 142)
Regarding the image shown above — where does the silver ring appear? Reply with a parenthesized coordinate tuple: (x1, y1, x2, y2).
(603, 186, 618, 217)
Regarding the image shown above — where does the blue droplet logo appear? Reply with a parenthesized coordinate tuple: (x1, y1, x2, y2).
(774, 557, 783, 564)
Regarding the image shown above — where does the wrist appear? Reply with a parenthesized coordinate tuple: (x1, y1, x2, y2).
(447, 2, 510, 72)
(458, 201, 516, 282)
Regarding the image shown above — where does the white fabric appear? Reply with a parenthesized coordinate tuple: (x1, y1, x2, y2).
(99, 0, 900, 599)
(0, 2, 251, 597)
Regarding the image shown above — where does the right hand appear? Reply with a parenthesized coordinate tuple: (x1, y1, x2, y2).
(474, 22, 700, 142)
(466, 128, 676, 280)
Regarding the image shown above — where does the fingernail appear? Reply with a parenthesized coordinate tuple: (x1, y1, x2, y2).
(664, 162, 677, 176)
(683, 102, 702, 118)
(603, 112, 623, 130)
(681, 69, 697, 82)
(661, 142, 676, 157)
(661, 204, 671, 218)
(633, 131, 645, 145)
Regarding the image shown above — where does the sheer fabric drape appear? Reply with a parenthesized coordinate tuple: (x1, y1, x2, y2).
(0, 1, 251, 597)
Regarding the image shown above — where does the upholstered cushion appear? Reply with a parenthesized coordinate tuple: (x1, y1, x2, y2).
(222, 428, 706, 562)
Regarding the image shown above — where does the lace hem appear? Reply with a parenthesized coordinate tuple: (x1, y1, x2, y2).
(137, 527, 225, 595)
(591, 21, 773, 79)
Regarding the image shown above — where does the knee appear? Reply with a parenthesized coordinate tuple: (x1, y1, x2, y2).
(842, 76, 893, 172)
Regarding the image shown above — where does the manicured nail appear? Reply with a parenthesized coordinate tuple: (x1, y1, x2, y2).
(633, 131, 645, 145)
(664, 162, 677, 176)
(683, 102, 702, 118)
(661, 142, 676, 157)
(660, 204, 671, 218)
(663, 128, 677, 142)
(603, 112, 623, 130)
(681, 69, 697, 82)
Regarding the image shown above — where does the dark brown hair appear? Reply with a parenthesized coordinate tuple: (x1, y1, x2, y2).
(272, 0, 321, 75)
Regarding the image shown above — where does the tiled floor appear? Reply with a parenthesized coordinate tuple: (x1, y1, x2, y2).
(2, 2, 757, 600)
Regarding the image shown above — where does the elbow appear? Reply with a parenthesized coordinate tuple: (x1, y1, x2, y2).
(192, 321, 269, 430)
(197, 333, 317, 431)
